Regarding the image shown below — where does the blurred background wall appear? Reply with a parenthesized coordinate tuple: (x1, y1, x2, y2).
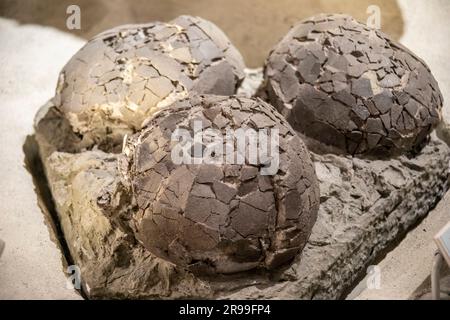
(0, 0, 403, 67)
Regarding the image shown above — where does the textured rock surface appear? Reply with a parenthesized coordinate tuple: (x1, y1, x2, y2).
(36, 100, 449, 298)
(43, 150, 211, 299)
(54, 15, 245, 151)
(260, 14, 443, 156)
(120, 94, 319, 274)
(223, 138, 449, 299)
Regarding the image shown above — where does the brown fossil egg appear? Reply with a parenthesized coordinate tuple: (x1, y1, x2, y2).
(120, 94, 320, 274)
(261, 14, 442, 156)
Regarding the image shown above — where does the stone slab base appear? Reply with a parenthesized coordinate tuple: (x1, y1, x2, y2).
(35, 124, 449, 298)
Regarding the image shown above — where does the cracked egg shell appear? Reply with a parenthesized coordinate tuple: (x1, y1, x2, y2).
(260, 14, 442, 156)
(119, 94, 320, 274)
(54, 15, 245, 151)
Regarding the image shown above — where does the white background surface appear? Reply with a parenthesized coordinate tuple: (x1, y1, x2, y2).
(0, 18, 84, 299)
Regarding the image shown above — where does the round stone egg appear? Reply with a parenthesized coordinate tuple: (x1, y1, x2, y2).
(54, 15, 245, 151)
(119, 94, 320, 274)
(261, 14, 442, 156)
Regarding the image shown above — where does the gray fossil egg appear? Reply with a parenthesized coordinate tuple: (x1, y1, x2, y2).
(54, 15, 245, 151)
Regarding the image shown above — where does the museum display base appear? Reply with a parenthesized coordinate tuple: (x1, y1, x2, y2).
(31, 109, 450, 298)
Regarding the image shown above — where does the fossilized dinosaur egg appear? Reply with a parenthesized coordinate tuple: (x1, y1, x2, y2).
(54, 15, 245, 150)
(261, 14, 442, 156)
(120, 94, 320, 274)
